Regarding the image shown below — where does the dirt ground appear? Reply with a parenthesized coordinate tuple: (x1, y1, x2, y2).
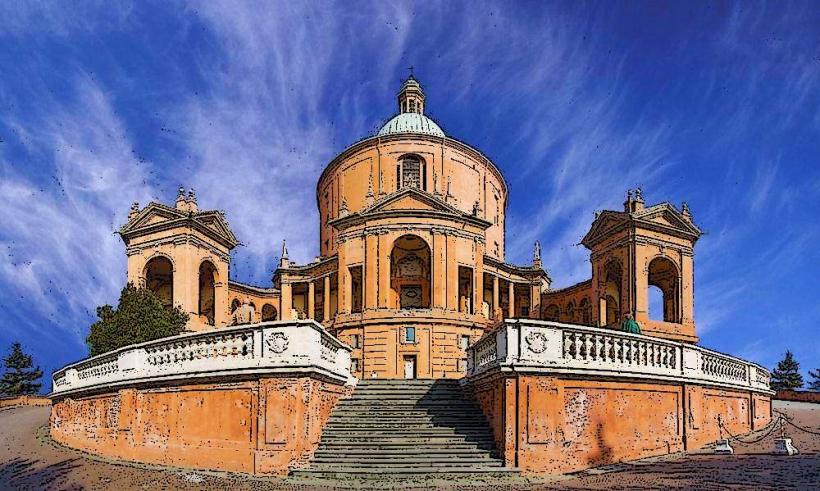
(1, 400, 818, 490)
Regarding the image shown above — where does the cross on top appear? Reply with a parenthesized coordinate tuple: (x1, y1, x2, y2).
(407, 65, 415, 78)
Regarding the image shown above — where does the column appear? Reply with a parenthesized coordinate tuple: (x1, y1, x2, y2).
(323, 276, 331, 321)
(378, 233, 390, 308)
(446, 234, 458, 311)
(433, 231, 447, 309)
(492, 276, 499, 318)
(280, 280, 293, 320)
(508, 281, 515, 318)
(365, 232, 378, 309)
(473, 240, 484, 317)
(308, 281, 315, 319)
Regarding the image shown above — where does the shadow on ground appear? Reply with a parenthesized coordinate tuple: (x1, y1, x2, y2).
(0, 457, 82, 490)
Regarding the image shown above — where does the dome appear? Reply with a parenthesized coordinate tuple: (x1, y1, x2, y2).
(377, 112, 445, 138)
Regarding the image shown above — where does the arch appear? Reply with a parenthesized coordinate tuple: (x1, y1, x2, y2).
(231, 298, 241, 313)
(390, 234, 431, 309)
(396, 154, 426, 191)
(543, 304, 560, 322)
(198, 260, 217, 325)
(144, 256, 173, 308)
(648, 256, 680, 323)
(579, 297, 592, 325)
(603, 259, 622, 326)
(564, 302, 576, 323)
(261, 303, 278, 321)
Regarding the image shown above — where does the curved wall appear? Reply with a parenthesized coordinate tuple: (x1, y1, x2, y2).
(317, 134, 509, 261)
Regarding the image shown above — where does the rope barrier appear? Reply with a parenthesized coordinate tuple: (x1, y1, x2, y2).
(717, 414, 783, 445)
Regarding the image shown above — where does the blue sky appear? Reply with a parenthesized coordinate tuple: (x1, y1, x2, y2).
(1, 1, 818, 386)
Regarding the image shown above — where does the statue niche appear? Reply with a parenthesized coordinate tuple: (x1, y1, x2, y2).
(390, 235, 431, 309)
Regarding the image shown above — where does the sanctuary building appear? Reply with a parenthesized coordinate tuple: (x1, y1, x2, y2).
(52, 77, 773, 478)
(120, 76, 701, 379)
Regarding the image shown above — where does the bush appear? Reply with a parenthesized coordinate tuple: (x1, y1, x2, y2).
(86, 283, 188, 356)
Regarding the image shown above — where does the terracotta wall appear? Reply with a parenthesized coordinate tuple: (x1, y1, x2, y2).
(50, 376, 349, 475)
(775, 390, 820, 404)
(0, 395, 52, 408)
(468, 374, 771, 475)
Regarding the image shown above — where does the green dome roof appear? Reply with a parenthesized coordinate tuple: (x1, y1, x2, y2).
(377, 112, 445, 138)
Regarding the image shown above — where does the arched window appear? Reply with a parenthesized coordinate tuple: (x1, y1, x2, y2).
(565, 302, 575, 323)
(397, 155, 426, 191)
(648, 257, 680, 323)
(261, 303, 278, 321)
(231, 299, 241, 313)
(198, 261, 217, 325)
(543, 304, 560, 322)
(579, 298, 591, 325)
(603, 259, 622, 326)
(144, 256, 173, 309)
(390, 234, 431, 309)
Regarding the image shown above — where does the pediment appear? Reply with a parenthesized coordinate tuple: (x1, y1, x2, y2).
(362, 188, 463, 216)
(125, 203, 184, 232)
(633, 204, 702, 236)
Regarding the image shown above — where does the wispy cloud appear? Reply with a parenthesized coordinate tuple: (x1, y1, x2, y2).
(0, 76, 153, 346)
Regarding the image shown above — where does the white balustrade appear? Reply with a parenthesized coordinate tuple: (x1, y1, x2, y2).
(51, 320, 355, 396)
(465, 319, 772, 394)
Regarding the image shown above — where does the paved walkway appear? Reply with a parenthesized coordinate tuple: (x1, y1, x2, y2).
(1, 401, 818, 490)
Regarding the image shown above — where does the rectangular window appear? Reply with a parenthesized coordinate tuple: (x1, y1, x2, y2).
(352, 334, 360, 349)
(404, 326, 416, 344)
(349, 266, 363, 314)
(351, 358, 359, 373)
(460, 335, 470, 351)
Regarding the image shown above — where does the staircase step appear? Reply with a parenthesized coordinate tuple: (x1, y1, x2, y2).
(294, 377, 512, 479)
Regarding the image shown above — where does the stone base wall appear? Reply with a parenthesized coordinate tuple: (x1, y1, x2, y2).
(0, 395, 52, 408)
(50, 375, 350, 475)
(467, 373, 772, 475)
(775, 390, 820, 404)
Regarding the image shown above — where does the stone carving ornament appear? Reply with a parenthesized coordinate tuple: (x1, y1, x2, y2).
(267, 332, 289, 354)
(525, 331, 548, 354)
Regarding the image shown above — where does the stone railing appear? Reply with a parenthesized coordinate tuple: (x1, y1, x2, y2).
(465, 319, 772, 393)
(51, 320, 354, 397)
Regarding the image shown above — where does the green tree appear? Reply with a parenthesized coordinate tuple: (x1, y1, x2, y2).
(0, 342, 43, 396)
(86, 283, 188, 356)
(808, 369, 820, 392)
(770, 350, 804, 391)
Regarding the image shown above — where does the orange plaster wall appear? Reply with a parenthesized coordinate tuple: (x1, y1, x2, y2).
(0, 395, 51, 408)
(50, 376, 349, 475)
(467, 374, 771, 475)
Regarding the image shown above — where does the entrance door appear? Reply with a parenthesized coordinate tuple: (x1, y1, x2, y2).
(403, 355, 416, 379)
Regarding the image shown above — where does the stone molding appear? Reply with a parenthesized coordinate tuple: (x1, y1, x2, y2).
(465, 319, 773, 395)
(125, 234, 231, 263)
(51, 320, 355, 398)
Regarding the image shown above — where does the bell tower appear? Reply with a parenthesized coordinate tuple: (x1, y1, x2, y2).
(581, 189, 702, 343)
(119, 187, 239, 331)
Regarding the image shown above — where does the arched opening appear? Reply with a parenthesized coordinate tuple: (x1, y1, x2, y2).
(396, 155, 426, 191)
(261, 303, 278, 321)
(231, 298, 241, 313)
(579, 298, 591, 325)
(144, 256, 173, 309)
(198, 261, 217, 325)
(543, 304, 560, 322)
(565, 302, 575, 323)
(603, 259, 622, 326)
(648, 257, 680, 323)
(391, 234, 431, 309)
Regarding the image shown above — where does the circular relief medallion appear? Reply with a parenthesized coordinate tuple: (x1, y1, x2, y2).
(267, 332, 289, 354)
(525, 332, 547, 354)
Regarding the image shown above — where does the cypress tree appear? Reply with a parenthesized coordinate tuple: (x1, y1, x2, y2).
(808, 368, 820, 392)
(0, 342, 43, 396)
(770, 350, 804, 391)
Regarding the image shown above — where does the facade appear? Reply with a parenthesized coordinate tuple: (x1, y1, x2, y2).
(52, 76, 773, 478)
(121, 76, 701, 378)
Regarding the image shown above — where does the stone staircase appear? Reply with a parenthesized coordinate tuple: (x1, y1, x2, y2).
(292, 379, 515, 479)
